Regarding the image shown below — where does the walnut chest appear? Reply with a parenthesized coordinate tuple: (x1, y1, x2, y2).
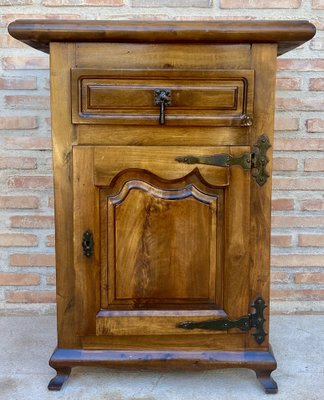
(9, 19, 315, 393)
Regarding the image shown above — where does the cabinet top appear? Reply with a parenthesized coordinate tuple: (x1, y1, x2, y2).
(8, 19, 315, 56)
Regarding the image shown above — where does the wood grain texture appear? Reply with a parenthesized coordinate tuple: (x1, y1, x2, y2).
(49, 43, 78, 348)
(8, 20, 315, 55)
(96, 314, 233, 336)
(81, 333, 245, 350)
(71, 68, 254, 127)
(223, 146, 251, 320)
(93, 146, 230, 187)
(104, 179, 218, 307)
(73, 146, 101, 338)
(76, 44, 251, 70)
(97, 166, 226, 313)
(248, 44, 278, 350)
(77, 125, 249, 146)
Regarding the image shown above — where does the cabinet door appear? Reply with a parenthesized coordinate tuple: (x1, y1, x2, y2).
(73, 146, 251, 339)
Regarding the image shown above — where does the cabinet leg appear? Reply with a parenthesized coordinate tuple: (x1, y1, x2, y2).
(48, 367, 72, 391)
(255, 369, 278, 394)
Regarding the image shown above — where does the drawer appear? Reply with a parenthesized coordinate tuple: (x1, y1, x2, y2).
(71, 69, 254, 127)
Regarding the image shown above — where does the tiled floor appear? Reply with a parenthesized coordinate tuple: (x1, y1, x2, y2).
(0, 315, 323, 400)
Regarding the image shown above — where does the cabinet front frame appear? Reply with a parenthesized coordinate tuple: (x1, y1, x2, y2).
(49, 41, 276, 352)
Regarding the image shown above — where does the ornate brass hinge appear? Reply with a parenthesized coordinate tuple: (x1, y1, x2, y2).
(176, 297, 267, 345)
(175, 134, 271, 186)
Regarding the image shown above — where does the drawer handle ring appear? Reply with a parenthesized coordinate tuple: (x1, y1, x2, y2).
(154, 89, 172, 125)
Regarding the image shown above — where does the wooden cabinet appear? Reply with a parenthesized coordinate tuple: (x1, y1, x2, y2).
(9, 19, 315, 394)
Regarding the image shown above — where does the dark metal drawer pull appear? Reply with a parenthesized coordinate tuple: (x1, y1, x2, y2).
(154, 89, 172, 125)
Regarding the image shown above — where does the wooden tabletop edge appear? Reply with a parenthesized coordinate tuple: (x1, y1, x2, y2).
(8, 19, 316, 56)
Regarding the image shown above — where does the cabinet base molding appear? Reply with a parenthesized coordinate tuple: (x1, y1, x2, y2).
(48, 346, 278, 393)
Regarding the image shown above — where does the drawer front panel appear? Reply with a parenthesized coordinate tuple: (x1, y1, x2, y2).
(72, 69, 254, 127)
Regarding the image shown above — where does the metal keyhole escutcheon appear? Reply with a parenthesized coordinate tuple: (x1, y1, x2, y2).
(154, 89, 172, 125)
(82, 229, 94, 257)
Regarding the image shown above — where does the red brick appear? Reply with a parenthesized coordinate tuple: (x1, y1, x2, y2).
(0, 157, 37, 170)
(273, 157, 297, 171)
(0, 234, 37, 247)
(271, 289, 324, 300)
(0, 196, 39, 209)
(175, 16, 256, 21)
(0, 117, 37, 130)
(298, 234, 324, 247)
(7, 176, 53, 189)
(43, 78, 50, 90)
(295, 273, 324, 284)
(273, 178, 324, 190)
(43, 0, 123, 4)
(220, 0, 301, 8)
(46, 234, 55, 247)
(5, 95, 50, 110)
(271, 235, 292, 247)
(0, 0, 32, 4)
(0, 34, 28, 48)
(307, 119, 324, 133)
(274, 117, 299, 131)
(0, 273, 40, 286)
(300, 199, 324, 211)
(0, 77, 36, 89)
(304, 159, 324, 172)
(0, 34, 10, 47)
(1, 14, 80, 26)
(313, 0, 324, 9)
(311, 18, 324, 30)
(10, 215, 54, 229)
(309, 78, 324, 91)
(276, 77, 301, 90)
(47, 274, 56, 285)
(5, 137, 51, 150)
(271, 271, 289, 283)
(48, 197, 55, 208)
(275, 138, 324, 151)
(310, 38, 324, 50)
(271, 254, 324, 267)
(277, 59, 324, 71)
(272, 216, 324, 228)
(271, 199, 294, 211)
(10, 253, 55, 267)
(132, 0, 210, 6)
(276, 97, 324, 112)
(6, 290, 56, 303)
(2, 56, 49, 70)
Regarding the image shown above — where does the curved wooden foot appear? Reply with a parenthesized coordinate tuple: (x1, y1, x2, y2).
(255, 370, 278, 394)
(48, 367, 72, 391)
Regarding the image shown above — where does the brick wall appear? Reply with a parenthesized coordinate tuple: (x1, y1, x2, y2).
(0, 0, 323, 315)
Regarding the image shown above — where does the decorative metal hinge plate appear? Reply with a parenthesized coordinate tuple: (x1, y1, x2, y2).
(176, 297, 267, 345)
(175, 134, 271, 186)
(251, 134, 271, 186)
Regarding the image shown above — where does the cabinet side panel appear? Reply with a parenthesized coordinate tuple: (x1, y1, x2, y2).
(50, 43, 78, 347)
(249, 44, 277, 350)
